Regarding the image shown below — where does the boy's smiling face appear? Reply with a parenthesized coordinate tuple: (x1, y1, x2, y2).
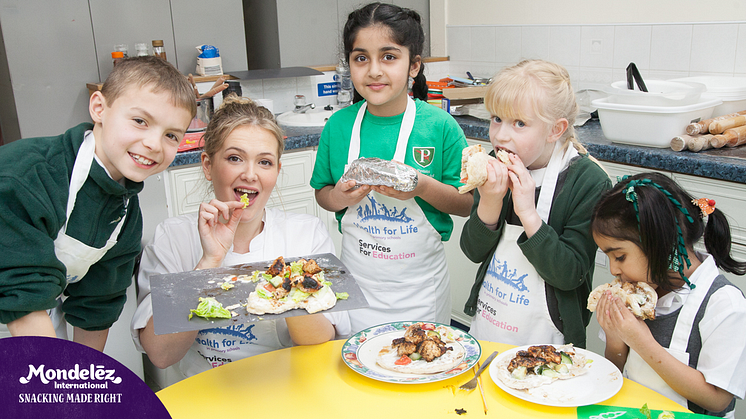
(90, 85, 192, 182)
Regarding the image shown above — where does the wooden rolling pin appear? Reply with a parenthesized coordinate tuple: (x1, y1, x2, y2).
(710, 125, 746, 148)
(686, 110, 746, 135)
(709, 115, 746, 134)
(671, 134, 714, 152)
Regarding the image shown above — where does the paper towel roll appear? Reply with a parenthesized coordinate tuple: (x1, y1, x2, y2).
(254, 98, 274, 114)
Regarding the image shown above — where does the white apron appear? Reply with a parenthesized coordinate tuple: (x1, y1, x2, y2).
(343, 98, 451, 333)
(624, 256, 719, 412)
(469, 141, 577, 345)
(0, 132, 127, 339)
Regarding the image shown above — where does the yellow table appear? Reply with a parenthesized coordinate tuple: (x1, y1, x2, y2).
(157, 340, 687, 418)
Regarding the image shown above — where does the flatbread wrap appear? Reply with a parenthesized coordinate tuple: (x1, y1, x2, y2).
(587, 277, 657, 320)
(376, 323, 465, 374)
(495, 344, 589, 390)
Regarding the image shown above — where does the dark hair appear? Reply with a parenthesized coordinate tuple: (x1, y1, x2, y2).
(343, 2, 427, 102)
(592, 172, 746, 291)
(101, 56, 196, 118)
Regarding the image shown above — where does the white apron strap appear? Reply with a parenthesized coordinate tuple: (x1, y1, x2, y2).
(535, 141, 577, 223)
(348, 97, 416, 163)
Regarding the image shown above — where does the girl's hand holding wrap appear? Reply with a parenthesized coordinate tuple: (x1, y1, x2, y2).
(506, 154, 542, 237)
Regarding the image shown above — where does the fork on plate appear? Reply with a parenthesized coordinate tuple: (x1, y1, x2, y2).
(459, 351, 499, 391)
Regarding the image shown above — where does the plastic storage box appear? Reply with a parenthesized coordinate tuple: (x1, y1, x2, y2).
(672, 76, 746, 118)
(606, 80, 706, 106)
(592, 97, 721, 148)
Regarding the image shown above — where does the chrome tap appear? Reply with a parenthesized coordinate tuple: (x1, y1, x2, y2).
(293, 95, 316, 113)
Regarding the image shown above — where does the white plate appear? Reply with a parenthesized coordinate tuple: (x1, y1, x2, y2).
(341, 321, 481, 384)
(489, 345, 623, 407)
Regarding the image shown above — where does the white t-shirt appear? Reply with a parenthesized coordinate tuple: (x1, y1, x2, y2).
(131, 208, 351, 378)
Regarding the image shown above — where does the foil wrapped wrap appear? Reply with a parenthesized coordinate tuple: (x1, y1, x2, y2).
(340, 158, 418, 192)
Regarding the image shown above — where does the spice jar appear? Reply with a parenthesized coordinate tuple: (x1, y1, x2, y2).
(152, 40, 166, 60)
(114, 44, 129, 58)
(135, 43, 149, 57)
(111, 51, 124, 66)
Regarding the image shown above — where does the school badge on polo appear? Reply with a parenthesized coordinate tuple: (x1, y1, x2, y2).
(412, 147, 435, 168)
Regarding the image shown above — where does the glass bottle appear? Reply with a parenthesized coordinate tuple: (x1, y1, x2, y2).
(114, 44, 128, 58)
(152, 40, 166, 60)
(135, 43, 149, 57)
(336, 60, 352, 108)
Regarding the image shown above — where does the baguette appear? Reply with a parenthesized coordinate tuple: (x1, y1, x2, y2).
(685, 110, 746, 135)
(670, 134, 714, 152)
(709, 115, 746, 134)
(725, 125, 746, 147)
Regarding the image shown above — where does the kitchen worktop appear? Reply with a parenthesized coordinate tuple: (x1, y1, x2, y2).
(171, 116, 746, 185)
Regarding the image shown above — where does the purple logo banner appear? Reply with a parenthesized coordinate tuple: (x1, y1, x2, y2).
(0, 336, 171, 418)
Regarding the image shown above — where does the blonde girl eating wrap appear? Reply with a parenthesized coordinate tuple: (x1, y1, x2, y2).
(461, 59, 611, 348)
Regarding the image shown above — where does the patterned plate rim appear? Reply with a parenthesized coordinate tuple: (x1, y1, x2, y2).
(340, 321, 482, 384)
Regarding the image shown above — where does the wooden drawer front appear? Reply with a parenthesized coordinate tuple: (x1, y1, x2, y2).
(169, 165, 213, 216)
(672, 173, 746, 247)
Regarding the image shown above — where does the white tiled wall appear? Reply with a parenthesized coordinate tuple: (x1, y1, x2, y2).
(443, 22, 746, 91)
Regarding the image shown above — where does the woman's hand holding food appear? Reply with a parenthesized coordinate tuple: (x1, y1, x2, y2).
(196, 199, 244, 269)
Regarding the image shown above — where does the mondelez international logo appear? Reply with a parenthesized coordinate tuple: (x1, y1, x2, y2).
(2, 336, 172, 418)
(20, 363, 122, 387)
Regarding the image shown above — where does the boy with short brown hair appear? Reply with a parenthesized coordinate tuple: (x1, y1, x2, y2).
(0, 56, 196, 350)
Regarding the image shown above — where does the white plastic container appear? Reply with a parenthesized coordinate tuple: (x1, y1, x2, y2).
(592, 97, 722, 148)
(671, 76, 746, 117)
(606, 80, 706, 106)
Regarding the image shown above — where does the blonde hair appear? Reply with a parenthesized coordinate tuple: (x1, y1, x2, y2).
(100, 56, 196, 118)
(202, 95, 285, 160)
(485, 59, 588, 156)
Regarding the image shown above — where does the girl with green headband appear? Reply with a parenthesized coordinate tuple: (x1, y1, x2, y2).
(592, 172, 746, 417)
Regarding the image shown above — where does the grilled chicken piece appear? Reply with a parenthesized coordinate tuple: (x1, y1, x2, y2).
(418, 339, 451, 362)
(281, 277, 292, 292)
(526, 345, 562, 364)
(507, 355, 549, 372)
(392, 337, 417, 357)
(303, 259, 322, 275)
(404, 325, 427, 345)
(298, 276, 322, 293)
(273, 287, 289, 299)
(266, 256, 285, 276)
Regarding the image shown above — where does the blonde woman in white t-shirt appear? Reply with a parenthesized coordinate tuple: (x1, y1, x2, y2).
(131, 96, 350, 379)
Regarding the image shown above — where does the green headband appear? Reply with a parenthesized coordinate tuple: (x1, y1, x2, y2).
(621, 177, 696, 290)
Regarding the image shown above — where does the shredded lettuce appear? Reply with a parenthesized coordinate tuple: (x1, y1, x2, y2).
(314, 284, 331, 300)
(335, 292, 349, 300)
(249, 270, 261, 282)
(289, 288, 311, 303)
(290, 261, 304, 277)
(188, 297, 231, 320)
(256, 287, 273, 299)
(262, 273, 272, 281)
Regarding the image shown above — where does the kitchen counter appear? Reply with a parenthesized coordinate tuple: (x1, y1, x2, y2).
(171, 116, 746, 184)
